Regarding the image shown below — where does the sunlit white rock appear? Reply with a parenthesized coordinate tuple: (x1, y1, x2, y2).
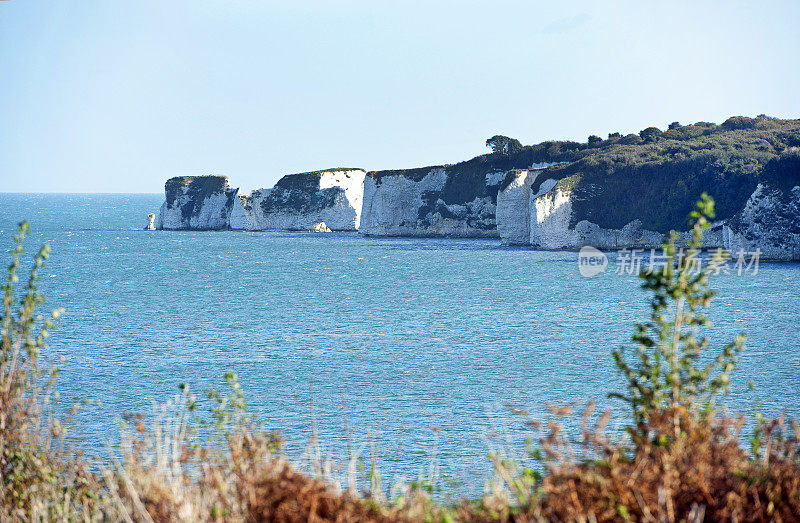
(233, 169, 366, 231)
(310, 221, 332, 232)
(723, 183, 800, 260)
(496, 169, 536, 245)
(157, 176, 238, 230)
(359, 167, 498, 237)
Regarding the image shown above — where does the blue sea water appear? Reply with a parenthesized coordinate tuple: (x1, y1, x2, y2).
(1, 193, 799, 494)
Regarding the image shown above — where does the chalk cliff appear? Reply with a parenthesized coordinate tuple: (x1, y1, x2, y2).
(359, 167, 464, 236)
(495, 167, 567, 245)
(495, 167, 800, 259)
(358, 161, 544, 237)
(156, 117, 800, 259)
(230, 169, 366, 231)
(157, 176, 239, 230)
(491, 120, 800, 259)
(500, 172, 724, 250)
(229, 193, 259, 230)
(722, 151, 800, 260)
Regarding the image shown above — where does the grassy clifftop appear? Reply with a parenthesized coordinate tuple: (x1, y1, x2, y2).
(369, 115, 800, 232)
(164, 175, 233, 222)
(260, 170, 345, 214)
(165, 175, 230, 207)
(538, 116, 800, 232)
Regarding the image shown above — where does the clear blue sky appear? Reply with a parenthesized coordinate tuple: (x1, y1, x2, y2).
(2, 1, 799, 193)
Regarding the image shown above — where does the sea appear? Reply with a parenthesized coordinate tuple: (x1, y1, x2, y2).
(1, 193, 798, 495)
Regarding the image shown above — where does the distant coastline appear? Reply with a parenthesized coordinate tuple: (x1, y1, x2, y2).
(155, 115, 800, 260)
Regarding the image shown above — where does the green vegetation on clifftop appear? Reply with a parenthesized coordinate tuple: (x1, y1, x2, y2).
(369, 115, 800, 233)
(164, 175, 234, 220)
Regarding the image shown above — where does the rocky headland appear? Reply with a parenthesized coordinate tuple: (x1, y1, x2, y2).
(156, 115, 800, 259)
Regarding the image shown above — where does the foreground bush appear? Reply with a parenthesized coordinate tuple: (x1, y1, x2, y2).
(1, 198, 799, 521)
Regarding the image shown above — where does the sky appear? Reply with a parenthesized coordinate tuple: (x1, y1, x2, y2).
(1, 1, 799, 193)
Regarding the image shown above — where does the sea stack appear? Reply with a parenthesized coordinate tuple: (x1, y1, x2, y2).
(157, 175, 239, 230)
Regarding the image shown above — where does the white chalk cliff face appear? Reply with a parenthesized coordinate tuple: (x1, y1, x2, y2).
(360, 168, 448, 236)
(518, 175, 724, 250)
(230, 169, 366, 231)
(496, 172, 800, 257)
(157, 176, 238, 230)
(529, 177, 579, 249)
(229, 194, 260, 230)
(491, 163, 567, 245)
(723, 183, 800, 260)
(359, 167, 504, 237)
(496, 169, 536, 245)
(155, 153, 800, 260)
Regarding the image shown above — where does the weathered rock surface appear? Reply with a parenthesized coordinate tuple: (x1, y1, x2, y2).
(229, 193, 259, 230)
(231, 169, 366, 231)
(155, 119, 800, 259)
(144, 213, 156, 231)
(496, 169, 799, 259)
(360, 167, 503, 237)
(518, 173, 729, 251)
(719, 149, 800, 260)
(723, 183, 800, 260)
(157, 176, 238, 230)
(496, 169, 535, 245)
(358, 159, 567, 238)
(360, 167, 458, 236)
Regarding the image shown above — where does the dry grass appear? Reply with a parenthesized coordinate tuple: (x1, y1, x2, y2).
(481, 405, 800, 522)
(2, 208, 800, 521)
(6, 390, 799, 521)
(103, 397, 400, 522)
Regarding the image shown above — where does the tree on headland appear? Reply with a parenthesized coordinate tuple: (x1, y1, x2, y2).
(619, 133, 643, 145)
(639, 126, 663, 143)
(486, 135, 523, 155)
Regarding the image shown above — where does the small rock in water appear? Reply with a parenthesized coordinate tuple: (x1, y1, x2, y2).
(144, 213, 156, 230)
(310, 221, 332, 232)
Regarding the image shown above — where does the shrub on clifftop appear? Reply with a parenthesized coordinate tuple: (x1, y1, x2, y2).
(486, 135, 523, 156)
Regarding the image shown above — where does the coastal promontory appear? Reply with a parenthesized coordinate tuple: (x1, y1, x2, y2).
(155, 115, 800, 259)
